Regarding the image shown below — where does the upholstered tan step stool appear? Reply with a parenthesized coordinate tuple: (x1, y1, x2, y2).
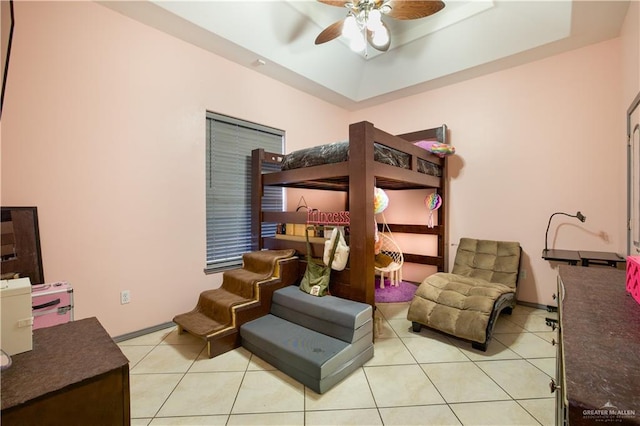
(173, 249, 297, 357)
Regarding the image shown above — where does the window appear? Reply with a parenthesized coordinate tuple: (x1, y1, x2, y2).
(205, 112, 284, 271)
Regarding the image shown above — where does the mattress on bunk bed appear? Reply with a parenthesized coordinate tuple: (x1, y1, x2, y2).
(280, 141, 442, 177)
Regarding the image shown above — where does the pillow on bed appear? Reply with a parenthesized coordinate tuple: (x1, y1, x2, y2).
(414, 140, 437, 151)
(414, 140, 456, 158)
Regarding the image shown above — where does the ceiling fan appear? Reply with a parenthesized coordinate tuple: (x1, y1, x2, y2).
(314, 0, 445, 54)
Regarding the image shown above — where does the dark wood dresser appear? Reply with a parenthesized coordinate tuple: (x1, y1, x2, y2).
(1, 317, 130, 425)
(556, 266, 640, 425)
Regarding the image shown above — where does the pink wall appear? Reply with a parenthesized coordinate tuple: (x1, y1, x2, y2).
(621, 0, 640, 104)
(1, 1, 638, 335)
(1, 2, 347, 336)
(351, 36, 633, 305)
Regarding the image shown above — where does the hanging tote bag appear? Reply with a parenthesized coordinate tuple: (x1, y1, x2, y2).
(300, 226, 339, 297)
(323, 226, 349, 271)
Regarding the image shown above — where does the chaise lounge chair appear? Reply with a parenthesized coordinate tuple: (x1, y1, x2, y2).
(407, 237, 522, 351)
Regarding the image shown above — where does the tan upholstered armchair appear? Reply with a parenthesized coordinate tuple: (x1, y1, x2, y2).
(407, 238, 522, 351)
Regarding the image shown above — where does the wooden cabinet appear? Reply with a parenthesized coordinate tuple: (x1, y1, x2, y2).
(1, 317, 130, 425)
(554, 274, 567, 424)
(555, 266, 640, 425)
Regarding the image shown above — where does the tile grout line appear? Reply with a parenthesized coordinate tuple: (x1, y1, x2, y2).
(384, 307, 555, 425)
(151, 333, 199, 421)
(125, 307, 556, 425)
(378, 303, 467, 426)
(224, 352, 259, 424)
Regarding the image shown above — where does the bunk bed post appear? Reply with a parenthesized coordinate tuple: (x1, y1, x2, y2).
(251, 148, 264, 251)
(439, 124, 449, 272)
(348, 121, 377, 307)
(438, 156, 448, 272)
(396, 124, 449, 273)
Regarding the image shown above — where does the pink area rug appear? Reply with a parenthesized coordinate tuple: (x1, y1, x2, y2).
(375, 278, 418, 303)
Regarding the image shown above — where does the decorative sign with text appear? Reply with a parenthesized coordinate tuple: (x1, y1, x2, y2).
(307, 210, 350, 226)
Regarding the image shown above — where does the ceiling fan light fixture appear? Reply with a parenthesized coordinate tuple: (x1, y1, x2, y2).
(342, 14, 359, 39)
(315, 0, 445, 55)
(370, 26, 389, 48)
(366, 9, 383, 31)
(349, 33, 367, 52)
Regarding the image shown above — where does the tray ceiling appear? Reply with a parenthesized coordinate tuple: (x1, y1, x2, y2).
(100, 1, 630, 110)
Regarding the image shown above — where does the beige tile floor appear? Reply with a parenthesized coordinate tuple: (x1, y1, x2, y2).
(118, 303, 557, 426)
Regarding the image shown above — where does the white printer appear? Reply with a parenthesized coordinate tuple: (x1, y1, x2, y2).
(1, 277, 33, 355)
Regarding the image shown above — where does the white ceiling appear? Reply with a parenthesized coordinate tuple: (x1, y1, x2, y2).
(101, 1, 630, 110)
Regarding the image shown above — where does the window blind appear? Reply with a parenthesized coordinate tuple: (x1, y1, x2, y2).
(206, 112, 284, 271)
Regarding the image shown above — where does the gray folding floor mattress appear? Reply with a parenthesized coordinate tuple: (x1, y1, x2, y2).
(240, 285, 374, 394)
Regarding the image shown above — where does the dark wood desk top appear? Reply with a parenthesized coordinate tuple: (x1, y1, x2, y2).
(559, 266, 640, 424)
(578, 250, 625, 262)
(1, 317, 129, 410)
(543, 250, 625, 267)
(542, 249, 581, 263)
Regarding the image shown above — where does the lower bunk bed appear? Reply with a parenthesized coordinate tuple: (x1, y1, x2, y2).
(251, 121, 451, 308)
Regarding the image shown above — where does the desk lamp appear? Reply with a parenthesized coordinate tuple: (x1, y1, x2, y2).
(544, 211, 586, 254)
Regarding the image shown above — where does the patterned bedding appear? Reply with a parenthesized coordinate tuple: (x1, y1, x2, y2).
(281, 141, 442, 177)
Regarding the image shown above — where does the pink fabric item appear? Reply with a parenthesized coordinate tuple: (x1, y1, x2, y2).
(413, 140, 437, 151)
(627, 256, 640, 306)
(414, 140, 455, 158)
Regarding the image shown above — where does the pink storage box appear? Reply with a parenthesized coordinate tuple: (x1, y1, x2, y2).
(31, 282, 74, 329)
(627, 256, 640, 306)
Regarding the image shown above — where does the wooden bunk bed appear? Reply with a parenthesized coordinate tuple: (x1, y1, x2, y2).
(251, 121, 449, 307)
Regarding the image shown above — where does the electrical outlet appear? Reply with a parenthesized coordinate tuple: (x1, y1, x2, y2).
(519, 269, 527, 280)
(120, 290, 131, 305)
(18, 317, 33, 327)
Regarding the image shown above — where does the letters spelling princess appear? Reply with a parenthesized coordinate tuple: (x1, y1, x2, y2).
(306, 210, 350, 226)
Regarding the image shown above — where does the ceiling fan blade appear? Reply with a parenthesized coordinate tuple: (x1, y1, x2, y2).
(317, 0, 350, 7)
(384, 0, 445, 20)
(315, 19, 346, 45)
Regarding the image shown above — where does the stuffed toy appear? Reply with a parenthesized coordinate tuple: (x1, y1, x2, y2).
(374, 234, 383, 255)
